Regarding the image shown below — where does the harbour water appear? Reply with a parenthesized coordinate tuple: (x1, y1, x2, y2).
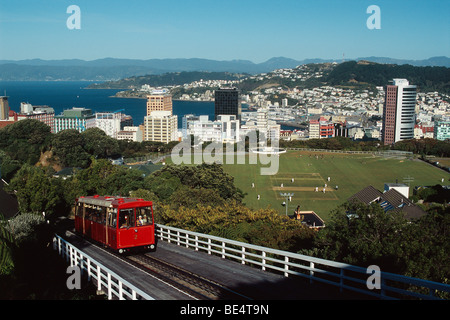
(0, 81, 214, 128)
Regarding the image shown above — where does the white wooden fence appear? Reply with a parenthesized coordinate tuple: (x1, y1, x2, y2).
(53, 234, 154, 300)
(54, 225, 450, 300)
(156, 224, 450, 300)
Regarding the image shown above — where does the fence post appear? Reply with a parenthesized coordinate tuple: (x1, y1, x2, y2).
(87, 258, 91, 281)
(262, 251, 266, 271)
(241, 247, 246, 265)
(107, 273, 112, 300)
(222, 242, 226, 259)
(284, 257, 289, 277)
(119, 281, 124, 300)
(309, 261, 315, 284)
(97, 265, 102, 293)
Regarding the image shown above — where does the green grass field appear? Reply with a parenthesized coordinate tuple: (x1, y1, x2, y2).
(222, 150, 450, 222)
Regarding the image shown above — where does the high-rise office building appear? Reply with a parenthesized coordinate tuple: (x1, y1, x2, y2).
(146, 94, 172, 116)
(214, 88, 241, 120)
(143, 111, 178, 143)
(145, 92, 177, 143)
(0, 96, 9, 120)
(382, 79, 417, 145)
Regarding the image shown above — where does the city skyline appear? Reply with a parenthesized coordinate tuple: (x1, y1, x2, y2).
(0, 0, 448, 63)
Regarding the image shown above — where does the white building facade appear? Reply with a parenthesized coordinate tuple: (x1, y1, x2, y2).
(94, 112, 133, 139)
(393, 79, 416, 142)
(144, 111, 178, 143)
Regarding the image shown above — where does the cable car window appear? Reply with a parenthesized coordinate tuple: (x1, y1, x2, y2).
(119, 209, 135, 228)
(75, 202, 83, 217)
(100, 206, 106, 225)
(85, 205, 93, 221)
(92, 206, 100, 222)
(107, 208, 117, 228)
(136, 207, 153, 226)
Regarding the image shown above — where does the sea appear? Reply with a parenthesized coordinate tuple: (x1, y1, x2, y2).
(0, 80, 296, 130)
(0, 80, 215, 128)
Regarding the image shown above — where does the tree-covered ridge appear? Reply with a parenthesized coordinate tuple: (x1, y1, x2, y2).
(86, 61, 450, 96)
(325, 61, 450, 93)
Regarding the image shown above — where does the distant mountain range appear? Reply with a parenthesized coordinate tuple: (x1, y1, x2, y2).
(0, 56, 448, 81)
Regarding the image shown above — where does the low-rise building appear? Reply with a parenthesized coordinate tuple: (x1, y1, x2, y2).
(54, 107, 95, 133)
(434, 121, 450, 141)
(117, 126, 143, 142)
(17, 102, 55, 133)
(94, 112, 133, 139)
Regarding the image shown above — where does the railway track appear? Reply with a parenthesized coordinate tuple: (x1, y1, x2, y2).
(63, 230, 252, 300)
(125, 253, 252, 300)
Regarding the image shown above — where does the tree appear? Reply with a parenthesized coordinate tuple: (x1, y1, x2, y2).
(51, 129, 90, 168)
(399, 206, 450, 283)
(0, 119, 51, 166)
(304, 201, 450, 284)
(169, 186, 227, 209)
(306, 201, 410, 273)
(156, 202, 315, 252)
(81, 128, 120, 159)
(143, 171, 181, 202)
(67, 159, 145, 198)
(5, 165, 65, 218)
(155, 164, 244, 203)
(0, 215, 15, 276)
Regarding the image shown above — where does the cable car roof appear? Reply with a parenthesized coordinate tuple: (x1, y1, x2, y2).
(77, 195, 152, 208)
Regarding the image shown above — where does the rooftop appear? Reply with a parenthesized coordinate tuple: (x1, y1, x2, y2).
(348, 185, 426, 221)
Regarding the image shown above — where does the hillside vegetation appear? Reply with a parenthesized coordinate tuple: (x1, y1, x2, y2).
(325, 61, 450, 93)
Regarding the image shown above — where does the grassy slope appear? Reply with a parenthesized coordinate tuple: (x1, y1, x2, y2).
(222, 150, 450, 222)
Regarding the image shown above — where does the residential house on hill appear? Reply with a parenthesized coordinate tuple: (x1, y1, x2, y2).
(348, 185, 426, 221)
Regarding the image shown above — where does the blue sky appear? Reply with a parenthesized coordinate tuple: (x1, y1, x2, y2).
(0, 0, 448, 62)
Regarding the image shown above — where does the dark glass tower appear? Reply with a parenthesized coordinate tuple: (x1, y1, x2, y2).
(214, 88, 241, 120)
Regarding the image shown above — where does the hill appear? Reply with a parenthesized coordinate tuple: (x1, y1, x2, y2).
(0, 56, 449, 81)
(325, 60, 450, 93)
(86, 71, 245, 89)
(86, 61, 450, 98)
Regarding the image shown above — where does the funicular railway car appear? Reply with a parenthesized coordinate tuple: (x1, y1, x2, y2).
(75, 196, 156, 253)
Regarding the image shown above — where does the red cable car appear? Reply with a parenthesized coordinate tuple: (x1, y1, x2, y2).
(74, 196, 156, 253)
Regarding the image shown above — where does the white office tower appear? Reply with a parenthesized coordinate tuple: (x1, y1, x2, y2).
(393, 79, 416, 142)
(383, 79, 417, 144)
(144, 111, 178, 143)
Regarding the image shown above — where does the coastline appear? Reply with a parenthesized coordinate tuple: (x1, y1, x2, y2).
(109, 94, 215, 103)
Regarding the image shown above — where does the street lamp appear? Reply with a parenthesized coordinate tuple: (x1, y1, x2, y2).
(280, 192, 294, 216)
